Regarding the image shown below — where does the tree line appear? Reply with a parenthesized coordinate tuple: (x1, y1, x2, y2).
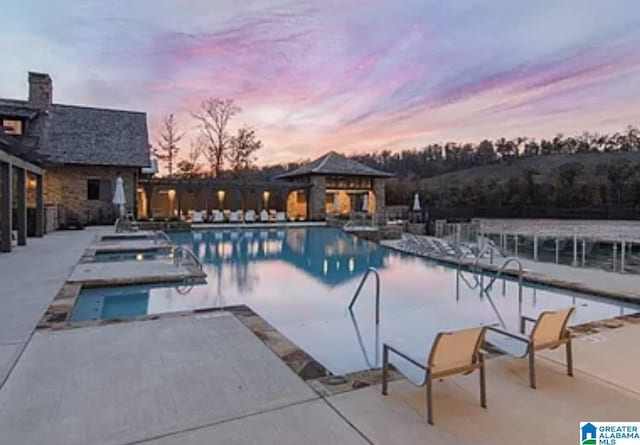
(257, 125, 640, 213)
(153, 98, 262, 178)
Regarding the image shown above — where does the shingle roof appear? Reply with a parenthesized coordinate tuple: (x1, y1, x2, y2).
(276, 151, 392, 179)
(0, 99, 150, 167)
(0, 127, 47, 165)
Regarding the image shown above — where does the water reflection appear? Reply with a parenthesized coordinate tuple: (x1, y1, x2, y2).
(170, 228, 388, 288)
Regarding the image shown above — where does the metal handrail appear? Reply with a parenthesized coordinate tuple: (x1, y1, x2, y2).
(173, 246, 203, 270)
(470, 243, 501, 269)
(155, 230, 172, 245)
(348, 267, 381, 324)
(482, 257, 524, 303)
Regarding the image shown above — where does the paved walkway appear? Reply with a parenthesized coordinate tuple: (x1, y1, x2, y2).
(0, 229, 96, 387)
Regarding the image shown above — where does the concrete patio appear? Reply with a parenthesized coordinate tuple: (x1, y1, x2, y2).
(0, 313, 367, 445)
(0, 229, 96, 386)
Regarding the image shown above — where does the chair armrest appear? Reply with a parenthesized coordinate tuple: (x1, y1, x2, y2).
(487, 326, 530, 343)
(383, 344, 427, 371)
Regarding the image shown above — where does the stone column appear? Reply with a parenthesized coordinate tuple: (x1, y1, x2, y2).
(308, 176, 326, 220)
(35, 174, 44, 237)
(15, 167, 27, 246)
(372, 178, 386, 221)
(0, 161, 12, 252)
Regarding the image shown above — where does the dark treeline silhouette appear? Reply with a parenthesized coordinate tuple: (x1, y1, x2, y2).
(349, 126, 640, 178)
(256, 125, 640, 218)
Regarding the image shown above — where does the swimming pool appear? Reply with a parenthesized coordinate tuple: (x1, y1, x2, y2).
(71, 227, 640, 375)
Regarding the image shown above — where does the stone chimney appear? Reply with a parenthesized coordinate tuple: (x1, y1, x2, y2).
(28, 72, 52, 108)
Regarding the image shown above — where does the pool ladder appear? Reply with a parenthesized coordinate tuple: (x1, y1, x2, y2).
(173, 246, 203, 270)
(348, 267, 381, 324)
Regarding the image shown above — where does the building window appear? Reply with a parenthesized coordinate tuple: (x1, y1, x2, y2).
(87, 179, 101, 200)
(296, 191, 306, 203)
(2, 118, 23, 135)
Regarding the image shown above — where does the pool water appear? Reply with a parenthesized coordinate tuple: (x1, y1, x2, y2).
(71, 227, 640, 376)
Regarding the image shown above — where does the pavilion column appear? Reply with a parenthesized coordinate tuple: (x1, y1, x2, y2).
(15, 167, 27, 246)
(0, 161, 12, 252)
(304, 188, 311, 220)
(257, 188, 264, 212)
(35, 174, 44, 237)
(176, 187, 184, 218)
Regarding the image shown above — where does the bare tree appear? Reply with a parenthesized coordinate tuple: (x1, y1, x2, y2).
(192, 98, 241, 177)
(156, 114, 184, 177)
(228, 126, 262, 174)
(176, 140, 204, 178)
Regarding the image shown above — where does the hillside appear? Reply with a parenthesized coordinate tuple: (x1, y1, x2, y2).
(421, 152, 640, 191)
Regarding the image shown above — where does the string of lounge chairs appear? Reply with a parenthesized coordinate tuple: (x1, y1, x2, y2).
(183, 209, 293, 224)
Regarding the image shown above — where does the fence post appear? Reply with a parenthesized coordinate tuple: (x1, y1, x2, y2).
(572, 229, 578, 267)
(555, 238, 559, 264)
(621, 240, 626, 274)
(612, 243, 617, 272)
(533, 232, 538, 261)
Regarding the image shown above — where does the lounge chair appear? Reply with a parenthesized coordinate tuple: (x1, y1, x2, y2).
(382, 326, 487, 425)
(260, 210, 269, 222)
(229, 211, 240, 223)
(192, 211, 204, 223)
(276, 211, 286, 223)
(212, 210, 224, 223)
(487, 307, 575, 389)
(245, 210, 256, 223)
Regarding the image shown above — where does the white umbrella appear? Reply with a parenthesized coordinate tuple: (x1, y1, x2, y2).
(112, 176, 126, 216)
(412, 193, 421, 211)
(333, 193, 340, 213)
(362, 193, 369, 212)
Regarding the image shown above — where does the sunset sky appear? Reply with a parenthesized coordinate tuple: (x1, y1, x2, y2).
(2, 0, 640, 164)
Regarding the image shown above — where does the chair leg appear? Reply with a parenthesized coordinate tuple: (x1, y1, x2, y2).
(426, 376, 434, 425)
(479, 358, 487, 408)
(382, 345, 389, 395)
(566, 340, 574, 377)
(528, 348, 537, 389)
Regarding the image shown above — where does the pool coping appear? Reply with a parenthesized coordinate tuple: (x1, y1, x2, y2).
(192, 221, 327, 229)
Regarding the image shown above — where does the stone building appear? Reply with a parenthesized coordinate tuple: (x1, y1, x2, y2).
(276, 151, 392, 220)
(0, 72, 150, 226)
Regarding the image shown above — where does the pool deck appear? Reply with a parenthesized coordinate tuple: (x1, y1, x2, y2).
(1, 229, 640, 444)
(383, 236, 640, 303)
(0, 229, 96, 387)
(0, 313, 367, 445)
(67, 258, 205, 286)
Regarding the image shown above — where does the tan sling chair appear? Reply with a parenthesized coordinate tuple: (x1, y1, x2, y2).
(487, 307, 575, 389)
(382, 326, 487, 425)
